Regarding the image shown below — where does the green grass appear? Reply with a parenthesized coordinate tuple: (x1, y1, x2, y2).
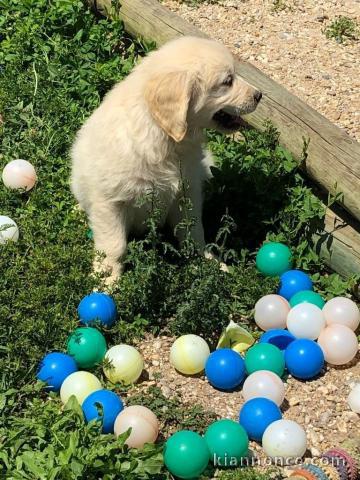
(0, 0, 358, 478)
(324, 16, 359, 43)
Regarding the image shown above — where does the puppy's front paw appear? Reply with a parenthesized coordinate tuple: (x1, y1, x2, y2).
(92, 258, 123, 286)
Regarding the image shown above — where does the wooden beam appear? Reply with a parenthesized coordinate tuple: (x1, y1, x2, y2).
(88, 0, 360, 279)
(312, 208, 360, 278)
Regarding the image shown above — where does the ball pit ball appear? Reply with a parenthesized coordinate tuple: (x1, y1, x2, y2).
(78, 292, 117, 327)
(254, 294, 290, 331)
(348, 384, 360, 414)
(287, 303, 326, 340)
(259, 329, 296, 351)
(0, 215, 19, 244)
(205, 419, 249, 466)
(205, 348, 246, 390)
(290, 290, 325, 309)
(323, 297, 360, 331)
(285, 339, 324, 380)
(103, 344, 143, 385)
(67, 327, 107, 369)
(170, 334, 210, 375)
(262, 419, 307, 459)
(114, 405, 159, 448)
(60, 371, 102, 405)
(245, 343, 285, 378)
(37, 352, 78, 391)
(2, 159, 37, 191)
(164, 430, 210, 479)
(242, 370, 285, 406)
(317, 324, 358, 366)
(239, 397, 282, 442)
(278, 270, 313, 300)
(82, 389, 124, 433)
(256, 242, 292, 277)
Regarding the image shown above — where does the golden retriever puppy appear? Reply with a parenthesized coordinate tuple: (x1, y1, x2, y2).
(71, 36, 262, 282)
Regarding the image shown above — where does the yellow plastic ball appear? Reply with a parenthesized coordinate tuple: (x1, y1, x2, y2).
(60, 371, 102, 405)
(114, 405, 159, 448)
(170, 334, 210, 375)
(103, 345, 143, 384)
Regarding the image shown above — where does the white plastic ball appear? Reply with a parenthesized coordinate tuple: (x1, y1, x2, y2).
(262, 420, 307, 459)
(60, 371, 102, 405)
(114, 405, 159, 448)
(170, 334, 210, 375)
(287, 303, 325, 340)
(323, 297, 360, 332)
(254, 294, 290, 331)
(103, 345, 143, 384)
(0, 215, 19, 244)
(348, 384, 360, 414)
(2, 159, 37, 191)
(318, 324, 358, 366)
(242, 370, 285, 406)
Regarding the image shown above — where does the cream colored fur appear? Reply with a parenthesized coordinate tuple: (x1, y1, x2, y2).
(71, 36, 261, 283)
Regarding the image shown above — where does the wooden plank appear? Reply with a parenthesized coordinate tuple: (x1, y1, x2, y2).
(91, 0, 360, 223)
(312, 209, 360, 277)
(88, 0, 360, 279)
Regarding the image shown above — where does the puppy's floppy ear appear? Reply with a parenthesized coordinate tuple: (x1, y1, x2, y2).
(144, 70, 194, 142)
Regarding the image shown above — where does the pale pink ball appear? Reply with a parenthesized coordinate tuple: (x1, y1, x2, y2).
(114, 405, 159, 448)
(2, 159, 37, 191)
(323, 297, 359, 331)
(254, 294, 290, 331)
(318, 324, 358, 366)
(242, 370, 285, 406)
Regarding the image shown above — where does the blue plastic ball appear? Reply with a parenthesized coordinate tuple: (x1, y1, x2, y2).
(37, 352, 78, 391)
(82, 389, 124, 433)
(259, 329, 296, 351)
(205, 349, 246, 390)
(239, 397, 282, 442)
(285, 339, 324, 380)
(278, 270, 313, 300)
(78, 292, 117, 327)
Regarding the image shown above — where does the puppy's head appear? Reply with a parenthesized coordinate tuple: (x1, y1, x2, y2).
(143, 36, 262, 142)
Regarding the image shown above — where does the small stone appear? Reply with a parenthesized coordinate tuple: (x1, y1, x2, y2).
(311, 447, 321, 457)
(161, 386, 171, 397)
(338, 420, 348, 434)
(279, 32, 293, 40)
(319, 411, 331, 425)
(342, 411, 358, 422)
(152, 360, 160, 367)
(289, 397, 300, 406)
(315, 15, 329, 22)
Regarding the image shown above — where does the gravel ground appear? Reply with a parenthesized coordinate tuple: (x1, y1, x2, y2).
(162, 0, 360, 141)
(130, 334, 360, 463)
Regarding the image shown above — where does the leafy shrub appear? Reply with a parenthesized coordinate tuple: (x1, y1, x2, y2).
(0, 384, 167, 479)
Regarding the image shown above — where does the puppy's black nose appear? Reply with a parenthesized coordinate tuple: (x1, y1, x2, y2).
(254, 90, 262, 103)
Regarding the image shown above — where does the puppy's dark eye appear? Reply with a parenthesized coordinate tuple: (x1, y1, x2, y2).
(222, 74, 234, 87)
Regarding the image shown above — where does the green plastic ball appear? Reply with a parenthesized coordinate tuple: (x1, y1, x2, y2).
(67, 327, 107, 369)
(164, 430, 210, 479)
(256, 242, 292, 277)
(289, 290, 325, 309)
(205, 419, 249, 467)
(245, 343, 285, 377)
